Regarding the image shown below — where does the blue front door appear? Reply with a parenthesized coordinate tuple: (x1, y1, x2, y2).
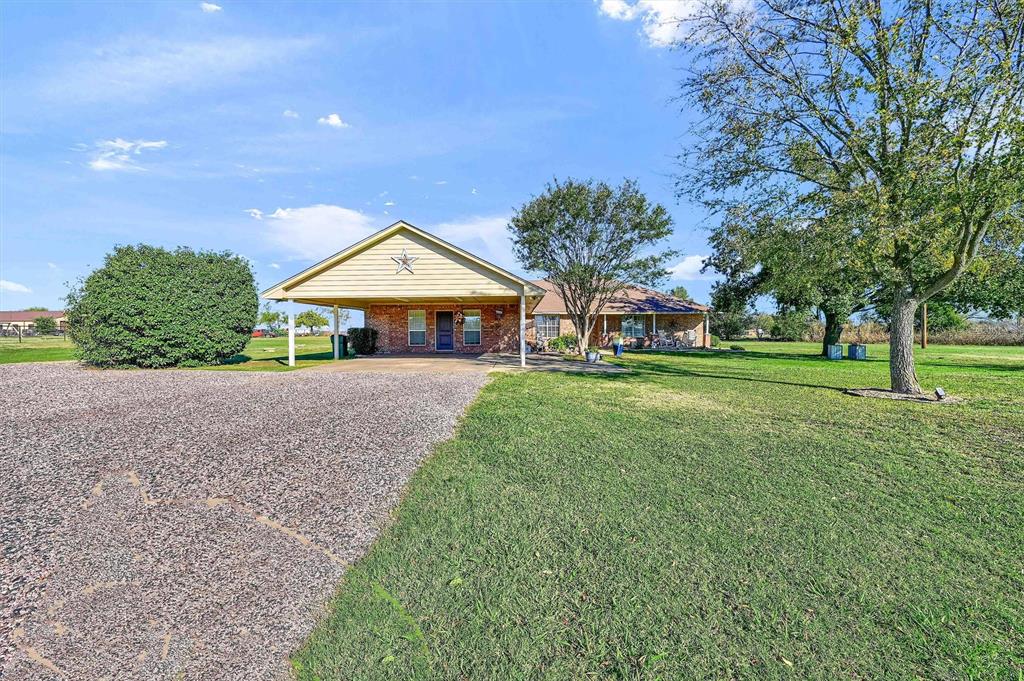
(436, 311, 454, 351)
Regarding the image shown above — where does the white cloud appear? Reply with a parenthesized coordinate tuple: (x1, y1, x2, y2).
(255, 204, 377, 260)
(668, 255, 714, 280)
(269, 262, 280, 269)
(47, 262, 58, 270)
(44, 36, 317, 104)
(200, 2, 222, 12)
(252, 205, 518, 272)
(434, 180, 448, 185)
(87, 138, 167, 171)
(1, 280, 32, 293)
(317, 113, 350, 129)
(245, 208, 264, 220)
(597, 0, 744, 46)
(282, 109, 300, 118)
(383, 201, 395, 206)
(432, 215, 518, 272)
(471, 188, 478, 194)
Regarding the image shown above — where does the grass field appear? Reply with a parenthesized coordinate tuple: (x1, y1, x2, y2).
(0, 335, 347, 370)
(295, 342, 1024, 679)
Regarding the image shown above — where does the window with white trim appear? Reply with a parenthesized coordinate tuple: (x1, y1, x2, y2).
(534, 314, 560, 339)
(463, 309, 481, 345)
(408, 309, 426, 346)
(622, 315, 646, 337)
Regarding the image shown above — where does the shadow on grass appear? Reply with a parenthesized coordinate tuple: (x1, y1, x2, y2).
(220, 350, 349, 366)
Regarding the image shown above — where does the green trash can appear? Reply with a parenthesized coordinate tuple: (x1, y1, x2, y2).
(330, 334, 348, 358)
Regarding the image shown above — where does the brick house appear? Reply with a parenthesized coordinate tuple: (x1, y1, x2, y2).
(262, 221, 709, 366)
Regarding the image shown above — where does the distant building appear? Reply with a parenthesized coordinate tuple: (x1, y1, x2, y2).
(0, 310, 67, 334)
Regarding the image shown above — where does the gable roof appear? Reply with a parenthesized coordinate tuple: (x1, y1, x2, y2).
(530, 280, 709, 315)
(262, 220, 546, 300)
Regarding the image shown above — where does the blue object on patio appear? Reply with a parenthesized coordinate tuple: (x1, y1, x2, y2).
(826, 344, 843, 360)
(847, 343, 866, 360)
(614, 343, 624, 357)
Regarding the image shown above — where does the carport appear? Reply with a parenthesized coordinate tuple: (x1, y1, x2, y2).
(261, 220, 546, 368)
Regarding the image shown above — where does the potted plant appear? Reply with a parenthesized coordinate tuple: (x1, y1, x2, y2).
(585, 346, 601, 363)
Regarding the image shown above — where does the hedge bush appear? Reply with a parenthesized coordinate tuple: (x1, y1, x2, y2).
(65, 245, 258, 367)
(547, 334, 578, 353)
(348, 327, 379, 355)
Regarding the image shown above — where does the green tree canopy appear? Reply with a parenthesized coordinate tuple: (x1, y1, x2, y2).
(510, 178, 676, 354)
(668, 285, 690, 301)
(296, 310, 329, 335)
(33, 316, 57, 334)
(65, 245, 257, 367)
(680, 0, 1024, 393)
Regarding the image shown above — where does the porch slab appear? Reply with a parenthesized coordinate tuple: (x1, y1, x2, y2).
(311, 353, 628, 374)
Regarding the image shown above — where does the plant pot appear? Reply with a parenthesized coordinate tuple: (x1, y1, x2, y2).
(585, 351, 600, 363)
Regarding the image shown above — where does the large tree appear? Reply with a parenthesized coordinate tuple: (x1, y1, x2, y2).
(680, 0, 1024, 393)
(704, 205, 876, 354)
(296, 310, 328, 336)
(510, 178, 676, 354)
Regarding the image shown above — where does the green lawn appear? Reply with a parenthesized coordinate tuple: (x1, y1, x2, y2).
(295, 342, 1024, 679)
(0, 335, 348, 371)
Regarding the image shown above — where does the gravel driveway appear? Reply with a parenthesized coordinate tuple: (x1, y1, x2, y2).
(1, 362, 488, 679)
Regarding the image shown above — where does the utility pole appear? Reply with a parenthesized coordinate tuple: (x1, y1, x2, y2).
(921, 303, 928, 349)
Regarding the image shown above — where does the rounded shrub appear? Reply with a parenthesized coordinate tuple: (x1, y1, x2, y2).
(65, 245, 258, 368)
(348, 327, 379, 355)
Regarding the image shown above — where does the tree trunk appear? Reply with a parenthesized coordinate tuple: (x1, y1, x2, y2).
(821, 311, 843, 356)
(889, 292, 922, 394)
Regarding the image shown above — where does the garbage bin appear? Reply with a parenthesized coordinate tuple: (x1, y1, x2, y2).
(826, 344, 843, 360)
(330, 334, 348, 358)
(847, 343, 866, 360)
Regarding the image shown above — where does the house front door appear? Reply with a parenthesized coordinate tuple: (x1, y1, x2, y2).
(436, 311, 454, 351)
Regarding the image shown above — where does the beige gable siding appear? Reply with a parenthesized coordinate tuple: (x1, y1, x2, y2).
(285, 230, 521, 298)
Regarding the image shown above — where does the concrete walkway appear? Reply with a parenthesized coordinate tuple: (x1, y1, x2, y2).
(313, 352, 629, 374)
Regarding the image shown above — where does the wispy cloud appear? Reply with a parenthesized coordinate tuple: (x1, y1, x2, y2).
(668, 255, 714, 281)
(252, 205, 518, 271)
(597, 0, 743, 46)
(200, 2, 222, 12)
(1, 280, 32, 293)
(43, 35, 318, 104)
(254, 204, 376, 260)
(269, 262, 280, 269)
(434, 180, 448, 185)
(87, 138, 167, 171)
(47, 262, 59, 270)
(245, 208, 264, 219)
(431, 216, 517, 271)
(282, 109, 300, 119)
(383, 200, 395, 206)
(317, 113, 350, 129)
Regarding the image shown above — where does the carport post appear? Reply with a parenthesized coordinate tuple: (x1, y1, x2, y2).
(333, 305, 340, 360)
(519, 287, 526, 368)
(287, 300, 295, 367)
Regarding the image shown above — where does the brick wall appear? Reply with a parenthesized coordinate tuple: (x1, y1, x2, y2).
(365, 303, 520, 353)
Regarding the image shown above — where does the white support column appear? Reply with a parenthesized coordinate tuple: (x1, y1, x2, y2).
(653, 312, 657, 335)
(519, 288, 526, 368)
(603, 314, 607, 335)
(287, 300, 295, 367)
(333, 305, 340, 360)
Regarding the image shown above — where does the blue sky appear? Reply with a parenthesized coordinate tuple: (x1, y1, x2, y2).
(0, 0, 719, 321)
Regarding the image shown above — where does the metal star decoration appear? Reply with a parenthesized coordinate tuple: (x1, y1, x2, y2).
(391, 248, 418, 274)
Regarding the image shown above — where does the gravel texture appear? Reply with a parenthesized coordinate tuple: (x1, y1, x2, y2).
(0, 362, 488, 679)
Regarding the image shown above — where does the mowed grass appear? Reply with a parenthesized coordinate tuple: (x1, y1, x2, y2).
(0, 334, 348, 371)
(295, 342, 1024, 679)
(0, 335, 78, 363)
